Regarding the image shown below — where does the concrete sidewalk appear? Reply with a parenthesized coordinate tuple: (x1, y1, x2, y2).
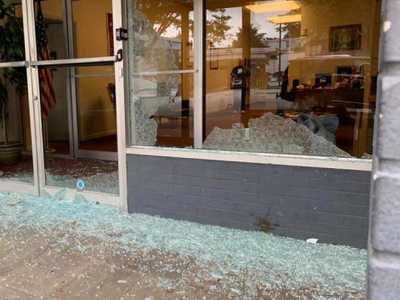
(0, 228, 308, 300)
(0, 192, 366, 299)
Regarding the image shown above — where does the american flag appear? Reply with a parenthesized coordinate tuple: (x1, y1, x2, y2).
(36, 0, 56, 119)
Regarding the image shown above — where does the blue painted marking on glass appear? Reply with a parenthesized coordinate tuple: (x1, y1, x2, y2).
(76, 179, 86, 191)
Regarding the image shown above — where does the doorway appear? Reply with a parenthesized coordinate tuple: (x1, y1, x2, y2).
(31, 0, 123, 195)
(0, 0, 127, 206)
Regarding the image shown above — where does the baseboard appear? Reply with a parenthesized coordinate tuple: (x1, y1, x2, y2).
(80, 129, 117, 142)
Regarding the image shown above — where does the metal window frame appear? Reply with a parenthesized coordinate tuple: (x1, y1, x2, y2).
(30, 57, 116, 67)
(193, 0, 204, 148)
(113, 0, 128, 210)
(0, 0, 38, 194)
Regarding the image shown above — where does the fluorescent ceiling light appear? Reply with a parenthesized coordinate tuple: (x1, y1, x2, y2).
(269, 14, 302, 24)
(246, 1, 301, 13)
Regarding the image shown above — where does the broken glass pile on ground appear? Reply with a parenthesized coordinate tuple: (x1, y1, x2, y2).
(0, 192, 367, 299)
(1, 158, 119, 194)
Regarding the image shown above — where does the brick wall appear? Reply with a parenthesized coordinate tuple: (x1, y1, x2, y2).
(368, 0, 400, 298)
(127, 155, 370, 248)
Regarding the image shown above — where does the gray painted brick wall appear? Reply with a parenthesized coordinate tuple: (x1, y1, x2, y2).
(127, 155, 370, 248)
(368, 0, 400, 298)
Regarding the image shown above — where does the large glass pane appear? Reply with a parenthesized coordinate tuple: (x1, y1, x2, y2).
(0, 0, 25, 62)
(204, 0, 378, 159)
(0, 67, 33, 183)
(35, 0, 113, 60)
(39, 65, 118, 194)
(127, 0, 194, 147)
(76, 66, 117, 152)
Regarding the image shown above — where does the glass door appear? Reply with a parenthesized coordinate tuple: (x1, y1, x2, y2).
(26, 0, 126, 202)
(0, 0, 36, 192)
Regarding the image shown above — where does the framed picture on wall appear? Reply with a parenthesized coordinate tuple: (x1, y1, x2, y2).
(107, 13, 114, 56)
(329, 24, 362, 52)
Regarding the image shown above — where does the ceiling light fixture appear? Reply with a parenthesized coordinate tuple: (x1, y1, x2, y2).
(246, 1, 301, 13)
(269, 14, 302, 24)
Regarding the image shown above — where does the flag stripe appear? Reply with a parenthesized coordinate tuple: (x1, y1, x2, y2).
(36, 0, 56, 119)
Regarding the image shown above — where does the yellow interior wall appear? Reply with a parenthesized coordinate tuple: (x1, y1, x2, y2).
(41, 0, 63, 20)
(301, 0, 372, 57)
(288, 0, 374, 86)
(73, 0, 115, 142)
(42, 0, 115, 142)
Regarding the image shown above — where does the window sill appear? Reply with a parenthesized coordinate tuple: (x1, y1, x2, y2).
(126, 146, 373, 171)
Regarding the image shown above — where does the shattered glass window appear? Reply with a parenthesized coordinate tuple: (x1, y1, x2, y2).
(203, 0, 378, 158)
(127, 0, 194, 148)
(127, 0, 379, 159)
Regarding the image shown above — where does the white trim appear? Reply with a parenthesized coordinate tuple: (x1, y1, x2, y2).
(113, 0, 128, 211)
(23, 0, 40, 195)
(193, 0, 204, 148)
(0, 180, 35, 194)
(26, 0, 47, 190)
(126, 146, 373, 171)
(43, 186, 119, 207)
(64, 0, 78, 158)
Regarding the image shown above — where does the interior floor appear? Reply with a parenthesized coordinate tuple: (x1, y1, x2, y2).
(0, 155, 118, 194)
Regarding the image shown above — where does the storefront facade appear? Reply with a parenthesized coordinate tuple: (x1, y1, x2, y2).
(0, 0, 382, 248)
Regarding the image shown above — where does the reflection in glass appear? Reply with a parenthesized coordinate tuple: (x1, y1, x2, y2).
(39, 65, 118, 194)
(0, 68, 33, 183)
(203, 0, 378, 158)
(0, 0, 25, 62)
(35, 0, 113, 60)
(128, 0, 194, 147)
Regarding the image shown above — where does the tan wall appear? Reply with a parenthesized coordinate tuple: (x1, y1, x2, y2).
(300, 0, 373, 57)
(42, 0, 115, 142)
(289, 0, 375, 86)
(73, 0, 115, 142)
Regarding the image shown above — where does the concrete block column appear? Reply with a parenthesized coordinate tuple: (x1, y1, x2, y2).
(368, 0, 400, 298)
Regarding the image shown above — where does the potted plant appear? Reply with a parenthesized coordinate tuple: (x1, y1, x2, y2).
(0, 0, 27, 164)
